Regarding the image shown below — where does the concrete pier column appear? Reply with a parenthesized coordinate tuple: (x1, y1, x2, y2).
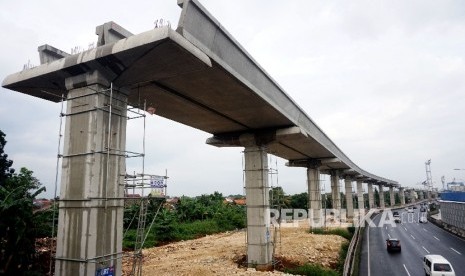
(344, 177, 354, 218)
(368, 183, 374, 209)
(389, 186, 395, 207)
(357, 180, 364, 211)
(307, 167, 321, 227)
(330, 170, 341, 211)
(243, 146, 272, 270)
(410, 190, 416, 203)
(55, 72, 126, 275)
(378, 184, 385, 209)
(399, 188, 405, 206)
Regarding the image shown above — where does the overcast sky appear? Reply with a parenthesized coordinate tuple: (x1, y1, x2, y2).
(1, 0, 465, 199)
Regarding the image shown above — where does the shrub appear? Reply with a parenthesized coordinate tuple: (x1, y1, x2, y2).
(284, 263, 338, 276)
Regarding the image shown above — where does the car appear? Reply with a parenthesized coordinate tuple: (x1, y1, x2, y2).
(386, 238, 401, 252)
(393, 211, 400, 217)
(419, 216, 428, 223)
(408, 207, 414, 213)
(413, 205, 417, 209)
(423, 255, 455, 276)
(394, 217, 401, 223)
(420, 207, 427, 212)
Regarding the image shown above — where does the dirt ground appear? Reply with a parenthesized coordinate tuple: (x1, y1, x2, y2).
(122, 224, 347, 275)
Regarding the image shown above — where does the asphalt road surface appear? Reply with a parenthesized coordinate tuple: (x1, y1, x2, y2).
(359, 207, 465, 276)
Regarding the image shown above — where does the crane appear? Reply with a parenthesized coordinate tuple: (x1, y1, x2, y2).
(425, 159, 433, 193)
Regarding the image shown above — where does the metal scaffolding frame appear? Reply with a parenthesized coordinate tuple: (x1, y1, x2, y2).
(49, 84, 168, 275)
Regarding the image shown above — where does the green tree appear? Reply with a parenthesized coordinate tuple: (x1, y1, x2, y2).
(0, 130, 14, 185)
(395, 192, 401, 205)
(289, 192, 308, 209)
(269, 187, 290, 209)
(0, 130, 46, 274)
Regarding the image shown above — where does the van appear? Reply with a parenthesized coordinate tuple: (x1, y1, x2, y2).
(423, 255, 455, 276)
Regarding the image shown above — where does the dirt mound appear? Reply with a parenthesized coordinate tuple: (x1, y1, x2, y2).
(122, 225, 346, 275)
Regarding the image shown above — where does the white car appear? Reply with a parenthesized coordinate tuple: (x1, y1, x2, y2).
(423, 255, 455, 276)
(407, 208, 414, 213)
(419, 216, 428, 223)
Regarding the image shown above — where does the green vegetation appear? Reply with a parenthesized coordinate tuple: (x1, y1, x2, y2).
(310, 227, 354, 240)
(0, 130, 46, 275)
(284, 263, 339, 276)
(123, 192, 246, 249)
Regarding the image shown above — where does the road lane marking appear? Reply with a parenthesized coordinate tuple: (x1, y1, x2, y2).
(368, 219, 371, 276)
(410, 234, 415, 240)
(433, 236, 440, 241)
(403, 264, 411, 276)
(422, 246, 430, 253)
(403, 227, 407, 231)
(385, 226, 388, 230)
(451, 247, 462, 255)
(423, 228, 427, 232)
(388, 233, 391, 239)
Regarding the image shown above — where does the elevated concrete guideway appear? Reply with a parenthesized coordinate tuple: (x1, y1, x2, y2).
(3, 0, 401, 273)
(2, 0, 397, 186)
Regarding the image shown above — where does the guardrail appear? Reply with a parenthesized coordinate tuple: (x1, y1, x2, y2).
(343, 203, 427, 275)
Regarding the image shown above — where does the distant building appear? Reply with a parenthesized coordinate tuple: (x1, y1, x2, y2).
(223, 197, 246, 206)
(233, 198, 246, 206)
(164, 197, 179, 210)
(439, 190, 465, 236)
(33, 198, 51, 210)
(124, 194, 141, 206)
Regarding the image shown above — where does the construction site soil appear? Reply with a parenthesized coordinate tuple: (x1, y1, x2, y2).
(122, 225, 346, 275)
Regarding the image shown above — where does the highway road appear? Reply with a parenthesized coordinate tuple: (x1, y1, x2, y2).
(359, 206, 465, 276)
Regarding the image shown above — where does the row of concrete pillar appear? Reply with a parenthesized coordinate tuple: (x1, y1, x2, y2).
(243, 147, 407, 270)
(309, 169, 405, 218)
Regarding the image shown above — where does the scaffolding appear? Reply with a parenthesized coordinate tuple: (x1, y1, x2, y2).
(267, 155, 282, 264)
(124, 173, 167, 276)
(49, 83, 168, 276)
(241, 149, 281, 268)
(121, 91, 169, 276)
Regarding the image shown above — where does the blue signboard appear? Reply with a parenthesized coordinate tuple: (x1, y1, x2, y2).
(96, 266, 114, 276)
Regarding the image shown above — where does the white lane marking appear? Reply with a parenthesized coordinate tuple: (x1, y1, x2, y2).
(422, 246, 430, 253)
(388, 233, 391, 239)
(403, 264, 411, 276)
(368, 218, 371, 276)
(385, 226, 388, 230)
(451, 247, 462, 255)
(423, 228, 427, 232)
(410, 234, 416, 240)
(434, 236, 440, 241)
(403, 226, 407, 231)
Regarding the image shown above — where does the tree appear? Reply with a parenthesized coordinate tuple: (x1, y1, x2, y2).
(0, 130, 14, 186)
(289, 192, 308, 209)
(269, 187, 290, 210)
(0, 130, 45, 274)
